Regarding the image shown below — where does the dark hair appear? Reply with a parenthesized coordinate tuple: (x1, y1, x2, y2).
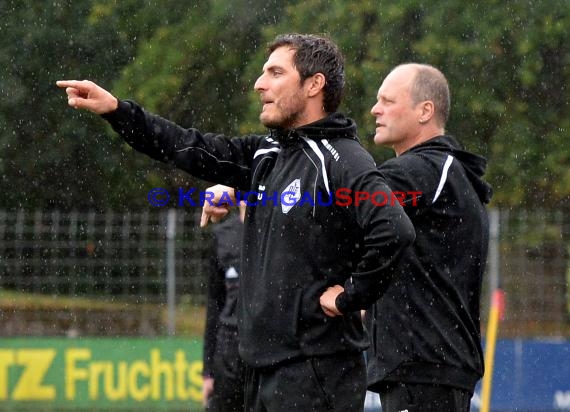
(267, 33, 345, 113)
(410, 64, 450, 126)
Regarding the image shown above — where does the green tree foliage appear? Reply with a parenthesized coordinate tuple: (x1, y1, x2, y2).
(0, 0, 189, 210)
(112, 0, 287, 192)
(241, 0, 569, 208)
(1, 0, 568, 210)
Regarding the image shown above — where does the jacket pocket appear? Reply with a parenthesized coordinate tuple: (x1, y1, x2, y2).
(253, 286, 303, 350)
(279, 286, 303, 343)
(308, 357, 335, 410)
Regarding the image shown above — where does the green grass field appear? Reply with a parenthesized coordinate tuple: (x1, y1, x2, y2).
(0, 288, 206, 337)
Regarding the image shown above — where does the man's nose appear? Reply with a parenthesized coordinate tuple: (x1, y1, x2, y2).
(370, 103, 380, 116)
(254, 74, 266, 92)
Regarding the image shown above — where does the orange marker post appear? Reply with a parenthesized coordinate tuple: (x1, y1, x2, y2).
(481, 288, 505, 412)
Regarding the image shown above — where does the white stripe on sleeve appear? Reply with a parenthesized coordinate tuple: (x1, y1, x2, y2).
(432, 155, 454, 204)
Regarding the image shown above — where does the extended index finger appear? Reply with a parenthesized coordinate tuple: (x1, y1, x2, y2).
(56, 80, 86, 89)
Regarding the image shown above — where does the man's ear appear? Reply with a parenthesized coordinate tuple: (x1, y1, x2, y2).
(306, 73, 326, 97)
(418, 100, 435, 124)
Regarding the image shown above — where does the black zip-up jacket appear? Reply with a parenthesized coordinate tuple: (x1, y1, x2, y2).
(102, 100, 415, 368)
(367, 135, 493, 392)
(202, 213, 242, 378)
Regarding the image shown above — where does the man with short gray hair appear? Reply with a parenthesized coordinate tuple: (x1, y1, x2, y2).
(322, 63, 493, 411)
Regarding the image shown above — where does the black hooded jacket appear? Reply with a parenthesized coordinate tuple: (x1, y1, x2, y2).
(102, 101, 415, 368)
(368, 135, 493, 392)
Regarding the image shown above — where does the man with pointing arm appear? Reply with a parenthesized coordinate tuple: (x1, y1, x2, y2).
(58, 34, 414, 412)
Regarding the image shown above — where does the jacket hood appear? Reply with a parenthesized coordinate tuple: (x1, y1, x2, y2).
(411, 135, 493, 204)
(270, 113, 358, 145)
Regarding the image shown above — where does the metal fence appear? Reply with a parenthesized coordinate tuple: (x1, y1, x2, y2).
(0, 208, 569, 338)
(0, 209, 213, 337)
(490, 208, 570, 337)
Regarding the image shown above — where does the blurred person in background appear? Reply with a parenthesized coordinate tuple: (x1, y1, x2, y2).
(202, 203, 246, 412)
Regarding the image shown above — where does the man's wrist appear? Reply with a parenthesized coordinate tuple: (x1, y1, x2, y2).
(335, 292, 347, 314)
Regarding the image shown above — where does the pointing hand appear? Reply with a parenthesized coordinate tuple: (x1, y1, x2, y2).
(56, 80, 118, 114)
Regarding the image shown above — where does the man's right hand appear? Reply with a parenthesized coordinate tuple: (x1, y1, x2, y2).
(200, 184, 235, 227)
(56, 80, 118, 114)
(202, 376, 214, 407)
